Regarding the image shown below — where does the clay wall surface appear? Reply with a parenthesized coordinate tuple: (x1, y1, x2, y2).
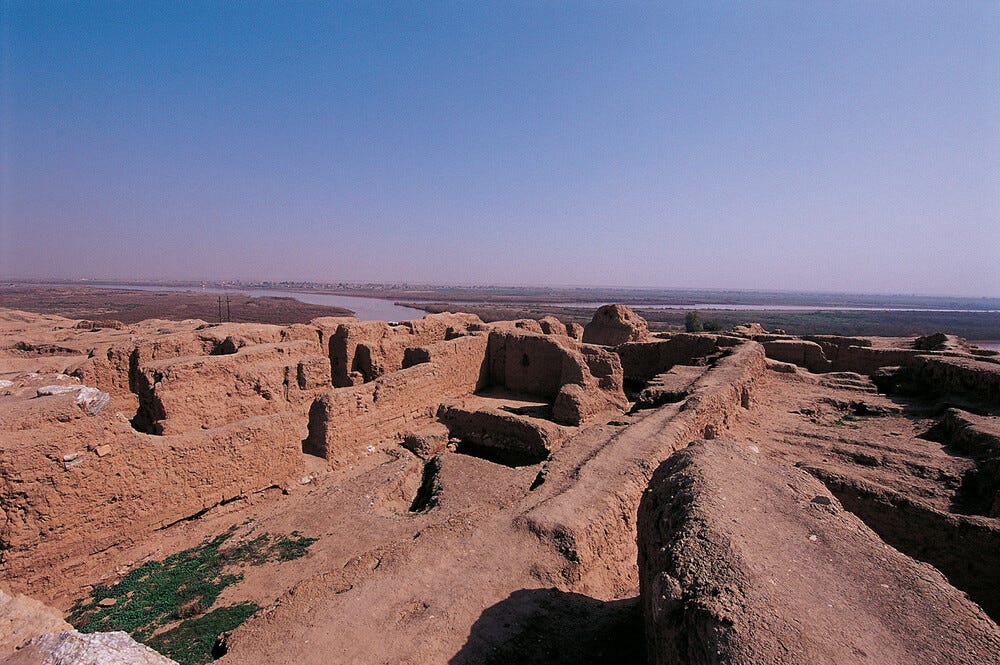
(928, 409, 1000, 516)
(801, 334, 873, 349)
(486, 331, 566, 397)
(486, 330, 628, 425)
(437, 405, 561, 464)
(519, 341, 766, 597)
(73, 322, 323, 417)
(537, 316, 568, 336)
(813, 468, 1000, 620)
(761, 339, 833, 373)
(616, 334, 731, 382)
(1, 407, 303, 593)
(304, 334, 490, 464)
(582, 304, 650, 346)
(132, 340, 327, 435)
(761, 337, 926, 376)
(322, 313, 482, 387)
(831, 346, 922, 374)
(306, 329, 629, 465)
(638, 441, 1000, 665)
(907, 354, 1000, 406)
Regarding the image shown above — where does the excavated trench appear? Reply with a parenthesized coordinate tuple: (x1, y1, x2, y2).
(813, 470, 1000, 620)
(127, 348, 166, 435)
(452, 439, 546, 468)
(793, 392, 1000, 621)
(408, 458, 441, 513)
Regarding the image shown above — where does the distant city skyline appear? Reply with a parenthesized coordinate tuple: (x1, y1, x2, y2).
(2, 2, 998, 297)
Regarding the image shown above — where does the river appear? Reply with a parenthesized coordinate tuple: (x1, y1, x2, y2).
(57, 283, 426, 321)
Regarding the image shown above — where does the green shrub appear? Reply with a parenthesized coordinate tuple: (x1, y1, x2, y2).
(684, 311, 703, 332)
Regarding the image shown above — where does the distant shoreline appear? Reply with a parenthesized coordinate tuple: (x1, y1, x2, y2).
(7, 279, 999, 312)
(4, 281, 1000, 339)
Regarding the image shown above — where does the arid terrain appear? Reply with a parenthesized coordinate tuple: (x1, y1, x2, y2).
(1, 302, 999, 664)
(0, 285, 352, 325)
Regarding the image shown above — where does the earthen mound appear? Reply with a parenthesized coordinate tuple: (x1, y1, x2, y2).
(638, 440, 1000, 665)
(582, 304, 650, 346)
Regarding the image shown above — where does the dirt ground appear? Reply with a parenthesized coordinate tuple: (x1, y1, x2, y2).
(26, 364, 993, 663)
(3, 302, 998, 663)
(0, 285, 351, 324)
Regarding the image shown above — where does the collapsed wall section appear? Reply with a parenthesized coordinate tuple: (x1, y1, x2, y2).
(320, 313, 483, 387)
(518, 341, 766, 597)
(0, 405, 304, 595)
(616, 334, 734, 382)
(303, 334, 490, 464)
(486, 330, 628, 425)
(637, 440, 1000, 665)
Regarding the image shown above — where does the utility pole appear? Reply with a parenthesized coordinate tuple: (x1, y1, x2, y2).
(218, 296, 223, 323)
(226, 295, 231, 322)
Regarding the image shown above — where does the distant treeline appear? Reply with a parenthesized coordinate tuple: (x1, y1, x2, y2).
(633, 308, 1000, 340)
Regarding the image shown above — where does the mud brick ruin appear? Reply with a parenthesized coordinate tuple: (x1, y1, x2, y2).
(1, 305, 999, 663)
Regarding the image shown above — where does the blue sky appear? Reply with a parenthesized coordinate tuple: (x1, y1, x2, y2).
(2, 2, 998, 295)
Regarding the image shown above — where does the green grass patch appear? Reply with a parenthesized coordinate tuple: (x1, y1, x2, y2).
(146, 603, 259, 664)
(68, 527, 317, 665)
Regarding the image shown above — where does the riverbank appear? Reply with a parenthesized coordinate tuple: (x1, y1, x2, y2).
(0, 285, 353, 325)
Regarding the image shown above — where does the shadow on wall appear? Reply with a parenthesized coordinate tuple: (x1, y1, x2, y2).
(448, 588, 645, 665)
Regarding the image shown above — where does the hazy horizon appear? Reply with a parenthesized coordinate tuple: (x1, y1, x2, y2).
(3, 3, 998, 298)
(6, 275, 1000, 304)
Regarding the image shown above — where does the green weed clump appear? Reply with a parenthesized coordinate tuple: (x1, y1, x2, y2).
(146, 603, 259, 664)
(67, 528, 317, 665)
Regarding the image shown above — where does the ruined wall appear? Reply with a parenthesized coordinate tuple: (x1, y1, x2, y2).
(638, 441, 1000, 665)
(306, 328, 629, 464)
(906, 355, 1000, 406)
(519, 341, 767, 597)
(74, 323, 322, 412)
(761, 339, 833, 373)
(0, 320, 334, 596)
(486, 331, 565, 397)
(322, 313, 482, 387)
(616, 334, 733, 382)
(582, 304, 650, 346)
(926, 409, 1000, 516)
(760, 337, 938, 377)
(486, 330, 628, 425)
(813, 469, 1000, 621)
(303, 334, 490, 464)
(0, 404, 304, 594)
(131, 340, 328, 435)
(437, 405, 561, 465)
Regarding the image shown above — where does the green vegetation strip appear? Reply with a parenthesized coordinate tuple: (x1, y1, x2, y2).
(68, 527, 317, 665)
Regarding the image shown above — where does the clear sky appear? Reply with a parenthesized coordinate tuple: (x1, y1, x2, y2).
(2, 2, 998, 296)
